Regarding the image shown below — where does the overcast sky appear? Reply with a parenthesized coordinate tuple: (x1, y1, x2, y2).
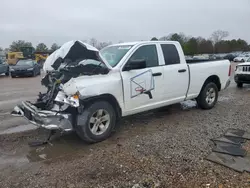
(1, 0, 249, 48)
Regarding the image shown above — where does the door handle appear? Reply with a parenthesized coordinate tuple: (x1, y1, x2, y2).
(178, 69, 186, 73)
(152, 72, 162, 77)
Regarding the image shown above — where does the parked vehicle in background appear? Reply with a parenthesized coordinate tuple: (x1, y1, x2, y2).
(208, 54, 217, 60)
(234, 58, 250, 87)
(10, 59, 40, 78)
(185, 55, 193, 60)
(193, 54, 209, 60)
(0, 59, 9, 76)
(214, 53, 227, 60)
(224, 53, 236, 61)
(0, 51, 6, 62)
(234, 53, 250, 62)
(12, 40, 231, 143)
(231, 51, 243, 57)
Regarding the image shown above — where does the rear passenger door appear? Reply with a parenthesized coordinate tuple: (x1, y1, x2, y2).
(160, 44, 189, 102)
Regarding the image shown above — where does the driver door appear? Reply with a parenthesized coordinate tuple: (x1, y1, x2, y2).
(121, 44, 164, 115)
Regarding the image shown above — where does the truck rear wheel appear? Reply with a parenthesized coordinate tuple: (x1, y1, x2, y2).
(196, 82, 218, 110)
(75, 101, 116, 143)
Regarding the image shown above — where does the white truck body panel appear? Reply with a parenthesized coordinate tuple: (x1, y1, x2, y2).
(187, 61, 230, 99)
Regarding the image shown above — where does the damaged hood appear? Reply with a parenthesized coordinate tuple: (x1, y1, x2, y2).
(43, 40, 112, 72)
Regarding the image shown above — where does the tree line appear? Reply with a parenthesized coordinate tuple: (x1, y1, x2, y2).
(1, 38, 112, 54)
(1, 30, 249, 55)
(154, 30, 250, 55)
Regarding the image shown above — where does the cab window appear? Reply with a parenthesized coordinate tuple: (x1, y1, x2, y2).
(129, 45, 159, 68)
(161, 44, 180, 65)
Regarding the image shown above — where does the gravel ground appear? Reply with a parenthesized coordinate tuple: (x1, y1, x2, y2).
(1, 63, 250, 188)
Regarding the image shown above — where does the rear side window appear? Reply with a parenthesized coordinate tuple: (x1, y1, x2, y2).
(129, 45, 159, 67)
(161, 44, 180, 65)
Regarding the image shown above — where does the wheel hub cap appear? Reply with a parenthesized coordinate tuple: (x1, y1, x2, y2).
(206, 88, 216, 105)
(89, 109, 110, 136)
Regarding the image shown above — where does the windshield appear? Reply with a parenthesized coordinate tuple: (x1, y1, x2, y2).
(16, 60, 34, 66)
(100, 45, 133, 67)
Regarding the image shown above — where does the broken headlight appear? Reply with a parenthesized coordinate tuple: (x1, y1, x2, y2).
(54, 91, 80, 108)
(64, 92, 80, 107)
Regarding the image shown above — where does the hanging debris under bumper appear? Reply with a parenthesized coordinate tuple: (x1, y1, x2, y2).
(11, 101, 73, 131)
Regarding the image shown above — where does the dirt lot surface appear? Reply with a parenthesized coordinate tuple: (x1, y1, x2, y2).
(1, 63, 250, 188)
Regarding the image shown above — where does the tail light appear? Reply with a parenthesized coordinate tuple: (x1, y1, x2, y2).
(228, 64, 231, 77)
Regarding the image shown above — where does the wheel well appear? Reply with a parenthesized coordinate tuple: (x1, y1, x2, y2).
(203, 75, 221, 91)
(81, 94, 122, 119)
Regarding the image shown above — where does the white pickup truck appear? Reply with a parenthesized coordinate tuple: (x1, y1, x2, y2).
(12, 40, 231, 143)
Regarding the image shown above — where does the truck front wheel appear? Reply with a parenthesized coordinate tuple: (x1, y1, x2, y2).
(196, 82, 218, 110)
(75, 101, 116, 143)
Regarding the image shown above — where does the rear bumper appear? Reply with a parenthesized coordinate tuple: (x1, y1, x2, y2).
(11, 101, 73, 131)
(234, 74, 250, 83)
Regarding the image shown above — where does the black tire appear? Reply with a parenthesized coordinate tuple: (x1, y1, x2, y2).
(75, 101, 116, 143)
(196, 82, 218, 110)
(11, 74, 15, 78)
(5, 70, 9, 76)
(237, 82, 243, 88)
(241, 59, 245, 62)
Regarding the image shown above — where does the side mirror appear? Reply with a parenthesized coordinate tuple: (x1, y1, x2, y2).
(124, 59, 146, 71)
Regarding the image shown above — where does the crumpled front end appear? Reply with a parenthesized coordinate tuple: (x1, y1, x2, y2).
(11, 40, 114, 132)
(12, 101, 73, 131)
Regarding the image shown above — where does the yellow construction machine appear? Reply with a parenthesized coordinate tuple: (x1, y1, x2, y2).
(7, 52, 24, 65)
(7, 47, 50, 67)
(35, 52, 49, 65)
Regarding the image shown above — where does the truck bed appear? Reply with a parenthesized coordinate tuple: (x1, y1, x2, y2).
(186, 59, 230, 100)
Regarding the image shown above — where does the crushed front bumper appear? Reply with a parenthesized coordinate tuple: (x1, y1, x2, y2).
(11, 101, 73, 131)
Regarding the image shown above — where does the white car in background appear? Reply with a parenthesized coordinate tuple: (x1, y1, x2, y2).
(234, 53, 250, 62)
(193, 54, 209, 60)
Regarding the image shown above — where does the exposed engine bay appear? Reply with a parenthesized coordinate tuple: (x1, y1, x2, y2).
(35, 40, 110, 111)
(37, 61, 109, 110)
